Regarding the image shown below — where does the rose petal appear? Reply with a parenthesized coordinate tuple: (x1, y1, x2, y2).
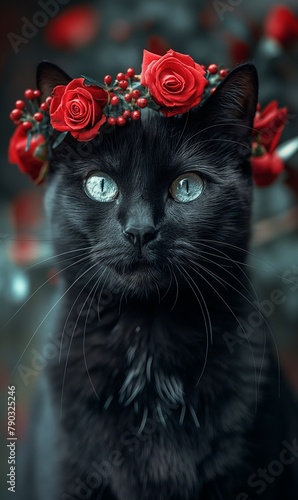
(161, 72, 185, 93)
(70, 113, 106, 141)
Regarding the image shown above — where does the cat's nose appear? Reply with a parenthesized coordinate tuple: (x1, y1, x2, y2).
(123, 225, 157, 248)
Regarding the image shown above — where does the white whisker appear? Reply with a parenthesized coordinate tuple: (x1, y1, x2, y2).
(175, 263, 211, 388)
(10, 255, 96, 376)
(60, 264, 104, 416)
(1, 251, 92, 335)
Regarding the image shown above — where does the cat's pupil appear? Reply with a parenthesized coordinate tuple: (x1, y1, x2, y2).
(84, 172, 118, 202)
(170, 173, 204, 203)
(181, 179, 189, 193)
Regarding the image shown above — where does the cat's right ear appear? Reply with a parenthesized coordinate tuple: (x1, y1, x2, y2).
(192, 63, 259, 148)
(36, 61, 72, 102)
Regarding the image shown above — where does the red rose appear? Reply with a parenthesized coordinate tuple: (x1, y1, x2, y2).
(253, 101, 288, 153)
(141, 49, 208, 117)
(264, 5, 298, 48)
(50, 78, 108, 141)
(251, 152, 284, 187)
(8, 125, 47, 184)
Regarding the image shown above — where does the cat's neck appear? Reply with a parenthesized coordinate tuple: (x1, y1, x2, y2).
(50, 278, 262, 439)
(54, 278, 250, 393)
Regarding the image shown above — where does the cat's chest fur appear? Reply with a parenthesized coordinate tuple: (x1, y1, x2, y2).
(47, 289, 259, 500)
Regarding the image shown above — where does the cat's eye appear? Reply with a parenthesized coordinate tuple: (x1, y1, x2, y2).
(170, 173, 204, 203)
(84, 173, 119, 202)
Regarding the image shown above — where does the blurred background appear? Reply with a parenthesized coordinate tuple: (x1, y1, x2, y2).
(0, 0, 298, 496)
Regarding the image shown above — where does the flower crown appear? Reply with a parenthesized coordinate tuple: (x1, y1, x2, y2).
(8, 49, 295, 187)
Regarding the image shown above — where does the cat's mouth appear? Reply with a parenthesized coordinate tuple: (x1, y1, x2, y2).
(126, 258, 149, 273)
(106, 257, 153, 281)
(107, 256, 169, 295)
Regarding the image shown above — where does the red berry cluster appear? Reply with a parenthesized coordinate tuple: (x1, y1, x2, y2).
(103, 67, 149, 127)
(9, 89, 52, 132)
(205, 64, 229, 95)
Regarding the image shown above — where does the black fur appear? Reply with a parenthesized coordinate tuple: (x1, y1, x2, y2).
(17, 63, 298, 500)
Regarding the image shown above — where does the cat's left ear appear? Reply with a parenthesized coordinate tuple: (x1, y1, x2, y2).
(195, 63, 258, 145)
(36, 61, 72, 102)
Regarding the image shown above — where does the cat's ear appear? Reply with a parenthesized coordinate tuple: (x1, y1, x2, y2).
(36, 61, 72, 102)
(197, 63, 258, 142)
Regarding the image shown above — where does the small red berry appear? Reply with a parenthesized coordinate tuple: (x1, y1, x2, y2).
(131, 89, 141, 99)
(104, 75, 113, 85)
(40, 102, 49, 111)
(107, 116, 117, 126)
(117, 116, 126, 126)
(34, 112, 44, 122)
(119, 80, 128, 90)
(15, 100, 25, 110)
(10, 109, 23, 121)
(45, 96, 53, 105)
(33, 89, 41, 98)
(126, 67, 135, 78)
(122, 110, 131, 119)
(21, 121, 33, 131)
(116, 72, 126, 82)
(111, 96, 119, 106)
(24, 89, 35, 100)
(208, 64, 218, 75)
(124, 93, 132, 102)
(131, 110, 141, 121)
(137, 97, 147, 109)
(219, 69, 228, 78)
(210, 87, 217, 94)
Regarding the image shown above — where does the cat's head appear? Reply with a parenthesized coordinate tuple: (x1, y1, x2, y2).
(37, 62, 258, 298)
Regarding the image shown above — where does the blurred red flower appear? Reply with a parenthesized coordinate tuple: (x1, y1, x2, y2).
(44, 5, 100, 51)
(251, 101, 288, 187)
(10, 191, 43, 231)
(9, 235, 39, 265)
(147, 35, 169, 56)
(251, 151, 284, 187)
(264, 5, 298, 48)
(8, 126, 47, 184)
(253, 101, 288, 153)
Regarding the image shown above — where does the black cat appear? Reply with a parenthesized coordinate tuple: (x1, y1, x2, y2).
(17, 62, 298, 500)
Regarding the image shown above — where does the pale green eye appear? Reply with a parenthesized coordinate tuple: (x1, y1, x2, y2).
(84, 173, 118, 202)
(170, 173, 204, 203)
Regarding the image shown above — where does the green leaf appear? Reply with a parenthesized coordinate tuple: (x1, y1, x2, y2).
(34, 143, 47, 162)
(52, 131, 68, 149)
(82, 75, 105, 89)
(25, 131, 33, 152)
(147, 99, 160, 111)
